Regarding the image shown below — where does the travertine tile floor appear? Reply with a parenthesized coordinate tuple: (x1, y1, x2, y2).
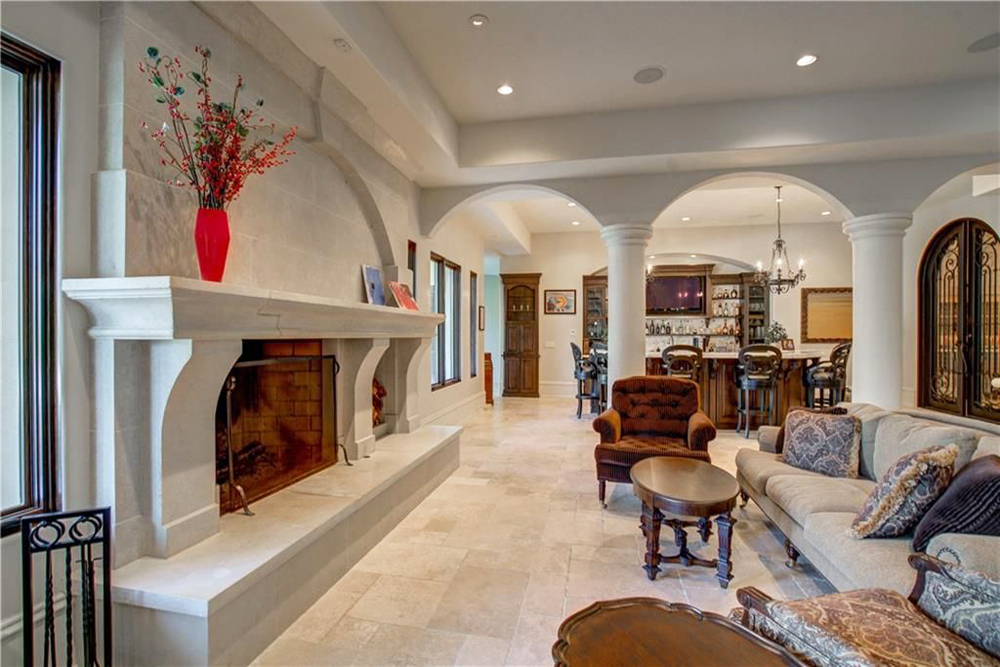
(254, 397, 834, 666)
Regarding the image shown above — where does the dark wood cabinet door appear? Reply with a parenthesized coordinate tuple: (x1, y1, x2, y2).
(711, 361, 740, 429)
(501, 274, 541, 397)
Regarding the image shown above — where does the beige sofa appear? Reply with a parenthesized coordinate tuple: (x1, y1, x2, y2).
(735, 403, 1000, 595)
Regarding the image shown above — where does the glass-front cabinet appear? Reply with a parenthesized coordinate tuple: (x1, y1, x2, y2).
(582, 274, 608, 353)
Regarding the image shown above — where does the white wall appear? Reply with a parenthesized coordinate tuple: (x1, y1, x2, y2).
(1, 2, 99, 662)
(420, 213, 486, 424)
(483, 273, 503, 395)
(902, 164, 1000, 407)
(499, 222, 852, 396)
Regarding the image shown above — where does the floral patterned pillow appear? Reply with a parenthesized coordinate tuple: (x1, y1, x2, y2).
(917, 560, 1000, 658)
(848, 444, 957, 539)
(781, 411, 861, 478)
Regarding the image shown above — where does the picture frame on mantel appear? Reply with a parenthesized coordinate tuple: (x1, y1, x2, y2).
(544, 289, 577, 315)
(801, 287, 853, 343)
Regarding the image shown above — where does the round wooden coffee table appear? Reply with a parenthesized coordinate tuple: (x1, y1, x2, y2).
(630, 457, 740, 588)
(552, 597, 804, 667)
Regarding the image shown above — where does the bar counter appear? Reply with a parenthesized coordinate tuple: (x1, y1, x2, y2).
(644, 350, 822, 430)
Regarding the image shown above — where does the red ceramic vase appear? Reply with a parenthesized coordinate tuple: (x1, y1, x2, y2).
(194, 207, 230, 282)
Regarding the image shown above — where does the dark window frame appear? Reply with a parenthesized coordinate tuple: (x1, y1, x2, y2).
(430, 253, 461, 391)
(470, 271, 478, 378)
(1, 34, 60, 536)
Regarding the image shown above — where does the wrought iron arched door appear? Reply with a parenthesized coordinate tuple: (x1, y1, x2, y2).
(919, 218, 1000, 422)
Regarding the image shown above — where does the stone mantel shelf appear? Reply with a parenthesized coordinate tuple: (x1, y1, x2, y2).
(62, 276, 443, 340)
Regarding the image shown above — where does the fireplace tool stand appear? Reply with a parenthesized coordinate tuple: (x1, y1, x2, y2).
(224, 375, 255, 516)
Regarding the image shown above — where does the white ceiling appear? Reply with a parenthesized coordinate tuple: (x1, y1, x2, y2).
(512, 198, 600, 233)
(655, 177, 843, 228)
(380, 2, 999, 124)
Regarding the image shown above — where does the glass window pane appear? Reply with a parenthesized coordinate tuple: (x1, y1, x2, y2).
(1, 65, 25, 511)
(444, 265, 457, 380)
(430, 259, 439, 385)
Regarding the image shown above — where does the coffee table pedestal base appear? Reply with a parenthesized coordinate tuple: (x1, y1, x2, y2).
(641, 502, 736, 588)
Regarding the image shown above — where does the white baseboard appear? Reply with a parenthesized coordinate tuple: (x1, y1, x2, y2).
(423, 391, 486, 426)
(539, 381, 576, 397)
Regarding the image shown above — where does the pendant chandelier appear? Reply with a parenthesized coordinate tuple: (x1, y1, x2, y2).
(755, 185, 806, 294)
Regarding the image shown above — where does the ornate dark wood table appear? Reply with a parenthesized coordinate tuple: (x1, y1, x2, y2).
(630, 457, 740, 588)
(552, 597, 805, 667)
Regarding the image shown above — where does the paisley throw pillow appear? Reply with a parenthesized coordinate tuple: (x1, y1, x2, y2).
(781, 410, 861, 478)
(848, 444, 957, 539)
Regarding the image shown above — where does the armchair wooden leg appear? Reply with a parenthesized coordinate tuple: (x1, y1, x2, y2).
(739, 488, 749, 509)
(598, 479, 607, 508)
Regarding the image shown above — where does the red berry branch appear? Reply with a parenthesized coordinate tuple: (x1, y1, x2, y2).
(139, 46, 296, 210)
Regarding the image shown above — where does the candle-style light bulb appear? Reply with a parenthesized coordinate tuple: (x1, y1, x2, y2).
(756, 260, 763, 270)
(798, 258, 805, 268)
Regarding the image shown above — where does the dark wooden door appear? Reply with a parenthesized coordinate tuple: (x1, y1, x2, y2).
(919, 219, 1000, 422)
(502, 274, 541, 397)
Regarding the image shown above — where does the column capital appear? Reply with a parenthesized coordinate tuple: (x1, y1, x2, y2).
(600, 222, 654, 246)
(842, 213, 912, 242)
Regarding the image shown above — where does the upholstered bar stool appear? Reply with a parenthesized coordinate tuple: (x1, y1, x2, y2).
(572, 342, 600, 419)
(804, 342, 851, 408)
(661, 344, 704, 383)
(735, 345, 782, 438)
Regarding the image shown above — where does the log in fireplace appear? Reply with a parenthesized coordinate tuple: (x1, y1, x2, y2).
(215, 340, 346, 514)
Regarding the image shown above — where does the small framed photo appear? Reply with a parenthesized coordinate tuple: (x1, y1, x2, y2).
(362, 265, 386, 305)
(478, 305, 485, 331)
(781, 338, 796, 351)
(544, 289, 577, 315)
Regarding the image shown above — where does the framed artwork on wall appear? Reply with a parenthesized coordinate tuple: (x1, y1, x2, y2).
(781, 338, 796, 351)
(478, 305, 485, 331)
(801, 287, 853, 343)
(544, 289, 577, 315)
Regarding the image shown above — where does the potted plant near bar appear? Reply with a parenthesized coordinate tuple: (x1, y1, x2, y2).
(139, 46, 296, 282)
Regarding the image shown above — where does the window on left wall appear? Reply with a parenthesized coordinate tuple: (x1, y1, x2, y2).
(430, 253, 461, 390)
(1, 35, 59, 535)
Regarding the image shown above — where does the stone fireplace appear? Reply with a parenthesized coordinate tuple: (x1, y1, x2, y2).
(64, 276, 461, 664)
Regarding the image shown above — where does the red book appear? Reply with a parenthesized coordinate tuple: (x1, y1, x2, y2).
(388, 281, 419, 310)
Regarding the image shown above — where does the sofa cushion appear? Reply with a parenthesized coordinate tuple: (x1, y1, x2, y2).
(594, 435, 710, 467)
(782, 411, 861, 478)
(803, 512, 916, 594)
(736, 449, 822, 495)
(765, 475, 876, 526)
(975, 436, 1000, 460)
(849, 444, 958, 539)
(873, 414, 979, 480)
(928, 533, 1000, 581)
(915, 560, 1000, 659)
(840, 403, 894, 480)
(913, 454, 1000, 552)
(742, 587, 997, 667)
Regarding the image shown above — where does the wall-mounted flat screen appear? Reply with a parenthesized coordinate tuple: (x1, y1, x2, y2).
(646, 276, 705, 314)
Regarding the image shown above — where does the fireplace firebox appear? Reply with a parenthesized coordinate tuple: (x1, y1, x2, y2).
(215, 340, 343, 514)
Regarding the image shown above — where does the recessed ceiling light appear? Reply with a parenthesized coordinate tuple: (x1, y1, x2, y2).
(821, 210, 831, 216)
(571, 220, 580, 226)
(649, 255, 656, 260)
(690, 254, 697, 258)
(567, 202, 577, 207)
(497, 84, 513, 95)
(681, 216, 691, 222)
(796, 54, 818, 67)
(333, 38, 352, 53)
(633, 66, 664, 85)
(469, 14, 489, 27)
(968, 33, 1000, 53)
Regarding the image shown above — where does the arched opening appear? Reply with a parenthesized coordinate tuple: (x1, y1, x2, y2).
(918, 218, 1000, 422)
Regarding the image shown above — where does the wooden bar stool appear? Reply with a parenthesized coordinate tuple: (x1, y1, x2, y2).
(572, 342, 600, 419)
(805, 342, 851, 408)
(661, 344, 704, 383)
(735, 345, 782, 438)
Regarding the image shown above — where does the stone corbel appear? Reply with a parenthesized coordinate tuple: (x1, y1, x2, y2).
(393, 338, 431, 434)
(337, 338, 390, 459)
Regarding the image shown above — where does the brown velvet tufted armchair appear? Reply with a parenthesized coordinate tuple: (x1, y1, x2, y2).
(593, 376, 717, 507)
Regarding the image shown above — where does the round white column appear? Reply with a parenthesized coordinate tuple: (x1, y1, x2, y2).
(600, 223, 654, 388)
(842, 213, 913, 409)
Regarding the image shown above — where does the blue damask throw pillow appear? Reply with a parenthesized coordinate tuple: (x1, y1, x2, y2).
(781, 411, 861, 478)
